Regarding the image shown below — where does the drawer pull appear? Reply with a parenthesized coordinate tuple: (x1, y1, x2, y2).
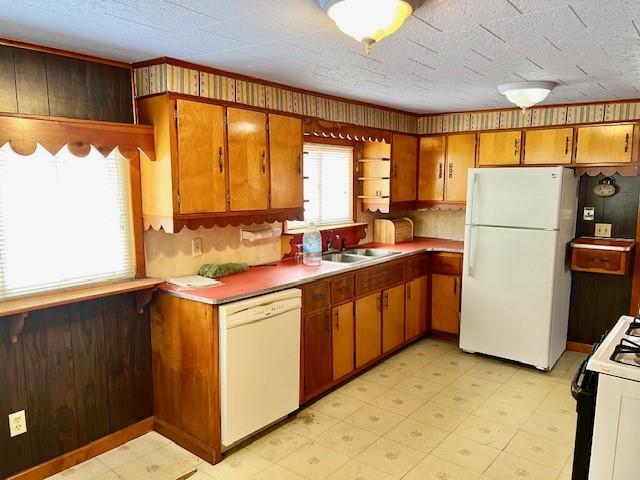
(625, 133, 630, 153)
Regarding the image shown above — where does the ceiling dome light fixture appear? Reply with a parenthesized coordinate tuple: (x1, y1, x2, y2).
(497, 81, 558, 110)
(317, 0, 418, 53)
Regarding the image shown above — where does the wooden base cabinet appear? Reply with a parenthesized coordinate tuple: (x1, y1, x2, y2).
(382, 284, 405, 353)
(431, 274, 461, 334)
(332, 302, 354, 380)
(355, 292, 382, 368)
(405, 275, 428, 340)
(303, 308, 332, 399)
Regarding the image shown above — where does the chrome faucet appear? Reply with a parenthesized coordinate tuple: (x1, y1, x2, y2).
(326, 232, 342, 252)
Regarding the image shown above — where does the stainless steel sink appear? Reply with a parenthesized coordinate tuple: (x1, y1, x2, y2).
(344, 248, 400, 258)
(321, 253, 369, 263)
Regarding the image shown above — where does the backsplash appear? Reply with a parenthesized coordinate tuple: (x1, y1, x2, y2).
(359, 209, 465, 242)
(144, 224, 282, 278)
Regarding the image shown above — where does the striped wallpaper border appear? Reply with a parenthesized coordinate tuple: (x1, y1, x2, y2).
(134, 62, 419, 134)
(133, 62, 639, 136)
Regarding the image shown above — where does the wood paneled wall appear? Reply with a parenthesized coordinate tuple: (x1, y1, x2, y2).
(0, 45, 133, 123)
(0, 293, 153, 478)
(568, 175, 640, 344)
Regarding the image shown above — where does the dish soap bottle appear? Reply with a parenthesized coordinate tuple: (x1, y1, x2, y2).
(302, 222, 322, 266)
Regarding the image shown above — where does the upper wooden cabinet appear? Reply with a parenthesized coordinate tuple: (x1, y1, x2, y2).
(575, 124, 635, 164)
(268, 114, 303, 209)
(418, 136, 445, 202)
(478, 130, 522, 166)
(227, 108, 269, 211)
(523, 128, 573, 165)
(417, 134, 476, 205)
(445, 134, 476, 202)
(390, 134, 418, 203)
(175, 99, 227, 214)
(136, 94, 303, 232)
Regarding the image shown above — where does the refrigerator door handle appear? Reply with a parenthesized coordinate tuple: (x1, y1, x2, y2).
(467, 226, 476, 277)
(468, 171, 478, 225)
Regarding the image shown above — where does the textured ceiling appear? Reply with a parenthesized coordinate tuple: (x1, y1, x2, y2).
(1, 0, 639, 113)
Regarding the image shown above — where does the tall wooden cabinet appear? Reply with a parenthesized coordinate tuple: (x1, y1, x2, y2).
(269, 114, 303, 209)
(390, 133, 418, 204)
(227, 108, 269, 211)
(418, 136, 445, 202)
(175, 99, 227, 214)
(136, 94, 303, 232)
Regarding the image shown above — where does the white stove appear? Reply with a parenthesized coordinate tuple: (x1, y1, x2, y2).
(588, 315, 640, 380)
(586, 315, 640, 480)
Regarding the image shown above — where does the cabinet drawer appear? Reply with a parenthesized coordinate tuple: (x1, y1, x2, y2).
(355, 260, 405, 297)
(571, 249, 630, 276)
(303, 281, 331, 313)
(431, 253, 462, 275)
(405, 254, 430, 282)
(331, 274, 354, 304)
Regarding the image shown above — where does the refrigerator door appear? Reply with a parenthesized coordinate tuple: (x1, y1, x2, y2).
(466, 167, 564, 230)
(460, 224, 559, 369)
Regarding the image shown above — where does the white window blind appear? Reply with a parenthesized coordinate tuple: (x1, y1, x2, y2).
(289, 143, 353, 229)
(0, 144, 136, 300)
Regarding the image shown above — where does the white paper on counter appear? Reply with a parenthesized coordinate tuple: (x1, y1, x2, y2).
(166, 275, 223, 288)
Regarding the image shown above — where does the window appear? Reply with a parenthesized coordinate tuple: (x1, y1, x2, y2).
(288, 143, 353, 229)
(0, 144, 135, 300)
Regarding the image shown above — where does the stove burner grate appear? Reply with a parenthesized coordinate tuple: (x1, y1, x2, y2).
(611, 338, 640, 367)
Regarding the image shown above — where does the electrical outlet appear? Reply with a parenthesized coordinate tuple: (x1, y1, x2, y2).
(583, 207, 595, 221)
(191, 238, 203, 257)
(8, 410, 26, 438)
(595, 223, 612, 238)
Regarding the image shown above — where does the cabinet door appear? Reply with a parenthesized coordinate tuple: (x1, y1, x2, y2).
(227, 108, 269, 211)
(445, 134, 476, 202)
(431, 274, 461, 334)
(176, 99, 227, 214)
(391, 134, 418, 202)
(269, 114, 303, 209)
(303, 309, 332, 399)
(523, 128, 573, 165)
(332, 302, 354, 380)
(405, 275, 428, 341)
(478, 131, 522, 166)
(418, 136, 445, 202)
(576, 124, 634, 164)
(355, 293, 382, 368)
(382, 284, 405, 353)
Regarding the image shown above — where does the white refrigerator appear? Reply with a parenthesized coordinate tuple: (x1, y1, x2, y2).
(459, 166, 578, 370)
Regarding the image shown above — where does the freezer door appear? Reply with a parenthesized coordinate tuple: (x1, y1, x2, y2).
(460, 225, 560, 369)
(466, 167, 564, 229)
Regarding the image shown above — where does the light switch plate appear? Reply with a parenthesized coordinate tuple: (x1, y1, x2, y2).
(595, 223, 612, 238)
(583, 207, 595, 221)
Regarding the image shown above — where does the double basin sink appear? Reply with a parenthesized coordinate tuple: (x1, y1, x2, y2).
(321, 248, 400, 264)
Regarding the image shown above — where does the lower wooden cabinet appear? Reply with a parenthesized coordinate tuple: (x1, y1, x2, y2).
(303, 308, 332, 399)
(355, 292, 382, 368)
(405, 275, 428, 340)
(382, 284, 405, 353)
(431, 274, 461, 334)
(332, 302, 354, 380)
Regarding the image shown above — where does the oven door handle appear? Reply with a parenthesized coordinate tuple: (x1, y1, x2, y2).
(571, 357, 595, 400)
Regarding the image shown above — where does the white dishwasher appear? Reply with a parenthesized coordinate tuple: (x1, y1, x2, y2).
(219, 288, 301, 449)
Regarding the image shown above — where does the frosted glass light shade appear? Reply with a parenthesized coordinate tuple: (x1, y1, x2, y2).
(498, 81, 558, 110)
(320, 0, 415, 51)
